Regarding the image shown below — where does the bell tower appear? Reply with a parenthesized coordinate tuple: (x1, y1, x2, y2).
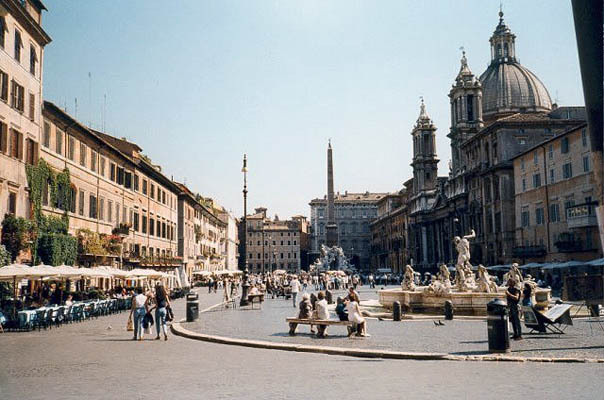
(448, 50, 483, 174)
(411, 99, 439, 195)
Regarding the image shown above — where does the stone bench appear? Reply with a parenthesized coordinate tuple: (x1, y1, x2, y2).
(247, 294, 264, 309)
(286, 317, 353, 338)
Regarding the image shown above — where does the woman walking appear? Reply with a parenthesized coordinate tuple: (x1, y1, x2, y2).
(130, 287, 149, 341)
(154, 284, 171, 341)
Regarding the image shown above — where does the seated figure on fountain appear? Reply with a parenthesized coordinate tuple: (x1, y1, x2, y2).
(401, 265, 416, 291)
(425, 264, 452, 296)
(475, 264, 497, 293)
(503, 263, 523, 288)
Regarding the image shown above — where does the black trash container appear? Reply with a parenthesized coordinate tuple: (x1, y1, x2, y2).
(486, 299, 510, 353)
(186, 292, 199, 322)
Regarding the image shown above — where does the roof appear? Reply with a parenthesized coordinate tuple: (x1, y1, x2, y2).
(310, 192, 389, 204)
(511, 122, 588, 160)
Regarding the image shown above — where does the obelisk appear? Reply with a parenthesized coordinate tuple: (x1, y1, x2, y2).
(325, 140, 338, 247)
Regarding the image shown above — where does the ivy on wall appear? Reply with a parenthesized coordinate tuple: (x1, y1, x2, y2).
(25, 159, 73, 264)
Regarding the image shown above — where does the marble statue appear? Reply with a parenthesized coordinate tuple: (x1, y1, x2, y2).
(503, 263, 523, 288)
(475, 264, 497, 293)
(425, 264, 452, 296)
(401, 264, 416, 291)
(453, 229, 476, 271)
(315, 244, 351, 271)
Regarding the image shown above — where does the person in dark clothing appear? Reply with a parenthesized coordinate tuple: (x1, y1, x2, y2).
(506, 278, 522, 340)
(522, 282, 533, 307)
(335, 296, 348, 321)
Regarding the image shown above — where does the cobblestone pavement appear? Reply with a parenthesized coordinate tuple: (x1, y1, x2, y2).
(185, 286, 604, 360)
(1, 288, 603, 400)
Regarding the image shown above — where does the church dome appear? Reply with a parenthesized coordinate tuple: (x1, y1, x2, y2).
(479, 11, 552, 118)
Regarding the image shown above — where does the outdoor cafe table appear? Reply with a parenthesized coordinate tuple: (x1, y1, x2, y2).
(18, 305, 61, 328)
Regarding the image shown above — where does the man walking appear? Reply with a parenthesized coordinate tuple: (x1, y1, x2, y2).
(290, 276, 301, 308)
(506, 278, 522, 340)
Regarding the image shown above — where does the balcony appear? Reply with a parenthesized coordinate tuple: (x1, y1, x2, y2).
(555, 232, 596, 253)
(566, 202, 598, 229)
(512, 245, 546, 258)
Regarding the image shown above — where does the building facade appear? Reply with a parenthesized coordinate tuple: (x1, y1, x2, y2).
(403, 12, 587, 272)
(0, 0, 50, 221)
(370, 190, 410, 274)
(244, 207, 307, 274)
(309, 192, 386, 271)
(512, 123, 602, 262)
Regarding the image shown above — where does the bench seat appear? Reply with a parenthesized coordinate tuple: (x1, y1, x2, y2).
(286, 317, 353, 337)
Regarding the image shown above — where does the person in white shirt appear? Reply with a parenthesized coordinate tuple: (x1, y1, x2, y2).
(290, 277, 301, 308)
(130, 287, 149, 341)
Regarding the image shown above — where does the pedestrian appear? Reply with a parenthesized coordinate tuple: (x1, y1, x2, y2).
(346, 292, 369, 337)
(223, 278, 231, 303)
(522, 282, 533, 307)
(153, 284, 170, 341)
(130, 287, 149, 341)
(290, 276, 301, 308)
(208, 277, 214, 293)
(506, 278, 522, 340)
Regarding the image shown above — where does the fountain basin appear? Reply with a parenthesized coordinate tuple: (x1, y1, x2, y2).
(378, 287, 551, 316)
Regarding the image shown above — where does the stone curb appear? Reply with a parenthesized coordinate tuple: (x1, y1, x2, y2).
(171, 300, 604, 364)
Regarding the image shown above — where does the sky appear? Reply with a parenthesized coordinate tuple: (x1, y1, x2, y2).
(42, 0, 584, 219)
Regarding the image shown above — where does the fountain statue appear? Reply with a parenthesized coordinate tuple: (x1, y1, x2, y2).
(401, 265, 416, 291)
(503, 262, 524, 287)
(425, 264, 452, 296)
(312, 244, 352, 271)
(475, 264, 497, 293)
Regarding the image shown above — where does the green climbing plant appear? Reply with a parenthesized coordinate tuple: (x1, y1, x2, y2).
(25, 159, 73, 264)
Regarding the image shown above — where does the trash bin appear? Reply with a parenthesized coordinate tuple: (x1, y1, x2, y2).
(186, 292, 199, 322)
(486, 299, 510, 353)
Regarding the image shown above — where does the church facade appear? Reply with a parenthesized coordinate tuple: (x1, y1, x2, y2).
(373, 12, 587, 273)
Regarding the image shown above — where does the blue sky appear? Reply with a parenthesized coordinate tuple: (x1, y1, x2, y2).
(42, 1, 583, 219)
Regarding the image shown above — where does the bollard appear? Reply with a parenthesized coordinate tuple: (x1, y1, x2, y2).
(186, 292, 199, 322)
(486, 299, 510, 353)
(393, 301, 401, 321)
(326, 290, 333, 305)
(444, 300, 454, 320)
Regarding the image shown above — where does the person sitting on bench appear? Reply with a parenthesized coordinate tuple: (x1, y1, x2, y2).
(298, 293, 315, 334)
(313, 292, 329, 320)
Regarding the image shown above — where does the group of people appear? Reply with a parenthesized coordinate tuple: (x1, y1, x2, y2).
(297, 287, 370, 338)
(505, 278, 538, 341)
(130, 284, 172, 341)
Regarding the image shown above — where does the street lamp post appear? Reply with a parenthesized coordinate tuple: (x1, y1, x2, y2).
(240, 154, 250, 306)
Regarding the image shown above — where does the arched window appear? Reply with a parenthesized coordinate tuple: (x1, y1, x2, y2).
(496, 44, 502, 57)
(503, 43, 509, 57)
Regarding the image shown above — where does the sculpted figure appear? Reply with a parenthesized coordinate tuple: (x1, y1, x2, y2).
(475, 264, 497, 293)
(453, 229, 475, 270)
(503, 263, 523, 288)
(401, 265, 416, 291)
(426, 264, 452, 296)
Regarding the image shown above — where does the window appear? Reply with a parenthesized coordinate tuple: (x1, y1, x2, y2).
(520, 158, 525, 170)
(533, 151, 538, 165)
(142, 215, 147, 234)
(100, 157, 106, 177)
(150, 184, 155, 199)
(134, 175, 139, 191)
(549, 169, 555, 183)
(90, 150, 97, 172)
(562, 162, 573, 179)
(561, 137, 569, 154)
(110, 163, 116, 181)
(54, 129, 63, 155)
(25, 138, 35, 165)
(124, 171, 132, 189)
(548, 144, 553, 159)
(536, 207, 544, 225)
(162, 191, 166, 204)
(99, 198, 104, 220)
(117, 167, 124, 185)
(0, 70, 8, 102)
(80, 143, 87, 167)
(29, 45, 37, 76)
(7, 192, 16, 215)
(14, 29, 21, 62)
(581, 128, 587, 147)
(115, 203, 120, 225)
(29, 93, 36, 121)
(162, 222, 166, 238)
(0, 17, 5, 48)
(11, 80, 24, 112)
(142, 179, 147, 195)
(10, 129, 22, 159)
(78, 190, 85, 216)
(69, 187, 76, 213)
(156, 220, 161, 237)
(521, 178, 526, 192)
(133, 212, 139, 232)
(521, 210, 530, 227)
(532, 173, 541, 188)
(150, 218, 155, 236)
(583, 156, 590, 172)
(0, 123, 6, 154)
(467, 94, 474, 121)
(89, 194, 97, 219)
(67, 136, 75, 160)
(108, 200, 113, 222)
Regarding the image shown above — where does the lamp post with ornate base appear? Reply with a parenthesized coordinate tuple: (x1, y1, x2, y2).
(240, 154, 250, 306)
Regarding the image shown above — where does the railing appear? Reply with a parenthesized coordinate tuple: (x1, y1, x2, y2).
(566, 202, 598, 229)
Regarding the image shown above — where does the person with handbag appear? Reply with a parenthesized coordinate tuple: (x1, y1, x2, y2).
(152, 284, 171, 341)
(130, 287, 149, 341)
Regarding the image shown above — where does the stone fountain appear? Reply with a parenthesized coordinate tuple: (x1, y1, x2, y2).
(378, 230, 551, 315)
(312, 244, 352, 271)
